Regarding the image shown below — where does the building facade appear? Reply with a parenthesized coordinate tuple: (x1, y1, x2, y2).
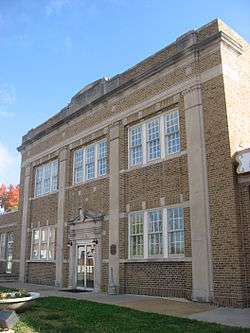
(0, 19, 249, 307)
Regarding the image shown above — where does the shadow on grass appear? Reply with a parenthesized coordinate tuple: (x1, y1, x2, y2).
(14, 297, 250, 333)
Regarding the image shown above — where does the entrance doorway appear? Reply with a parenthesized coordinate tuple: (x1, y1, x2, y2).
(76, 243, 94, 290)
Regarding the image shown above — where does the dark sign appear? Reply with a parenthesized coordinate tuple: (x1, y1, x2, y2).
(110, 244, 117, 255)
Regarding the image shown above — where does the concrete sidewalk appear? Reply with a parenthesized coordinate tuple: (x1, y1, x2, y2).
(1, 281, 250, 328)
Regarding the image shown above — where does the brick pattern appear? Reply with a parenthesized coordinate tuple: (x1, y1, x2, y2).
(238, 181, 250, 307)
(26, 262, 56, 285)
(120, 262, 192, 299)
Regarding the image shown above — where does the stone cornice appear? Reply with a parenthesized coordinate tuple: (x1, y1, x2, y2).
(18, 29, 245, 152)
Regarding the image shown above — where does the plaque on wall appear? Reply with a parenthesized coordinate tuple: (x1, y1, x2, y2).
(110, 244, 117, 255)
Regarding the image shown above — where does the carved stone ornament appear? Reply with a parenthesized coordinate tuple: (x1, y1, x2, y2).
(236, 149, 250, 174)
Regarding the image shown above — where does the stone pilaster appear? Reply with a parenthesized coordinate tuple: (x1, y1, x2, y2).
(55, 148, 68, 287)
(108, 125, 120, 294)
(183, 83, 213, 302)
(68, 239, 76, 289)
(19, 164, 31, 282)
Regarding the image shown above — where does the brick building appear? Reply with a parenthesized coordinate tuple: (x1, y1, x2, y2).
(0, 19, 249, 307)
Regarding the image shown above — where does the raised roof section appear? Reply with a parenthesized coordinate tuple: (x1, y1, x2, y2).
(19, 18, 247, 151)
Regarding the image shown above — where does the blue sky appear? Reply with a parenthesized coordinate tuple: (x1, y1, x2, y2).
(0, 0, 249, 185)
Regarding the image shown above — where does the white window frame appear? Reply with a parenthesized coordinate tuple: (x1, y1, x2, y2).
(128, 206, 184, 260)
(73, 138, 108, 185)
(0, 233, 6, 260)
(31, 226, 55, 261)
(128, 108, 180, 168)
(129, 125, 143, 166)
(128, 212, 145, 258)
(34, 160, 59, 197)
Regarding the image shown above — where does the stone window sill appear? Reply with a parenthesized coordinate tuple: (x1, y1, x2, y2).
(123, 257, 192, 263)
(31, 191, 59, 201)
(26, 260, 56, 263)
(120, 150, 187, 173)
(67, 174, 109, 190)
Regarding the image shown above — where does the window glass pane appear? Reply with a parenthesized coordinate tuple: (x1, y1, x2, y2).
(97, 140, 107, 176)
(33, 230, 40, 243)
(40, 243, 47, 260)
(165, 110, 180, 155)
(74, 149, 84, 184)
(43, 163, 51, 193)
(130, 126, 143, 166)
(51, 160, 58, 191)
(32, 244, 39, 260)
(41, 229, 47, 242)
(85, 145, 95, 180)
(168, 208, 184, 255)
(147, 119, 160, 160)
(148, 210, 163, 256)
(130, 212, 144, 256)
(35, 167, 43, 197)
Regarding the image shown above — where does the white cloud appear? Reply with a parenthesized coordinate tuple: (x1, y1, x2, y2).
(0, 143, 20, 185)
(45, 0, 70, 16)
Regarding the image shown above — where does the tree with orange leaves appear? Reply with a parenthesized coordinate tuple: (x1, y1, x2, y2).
(0, 184, 20, 213)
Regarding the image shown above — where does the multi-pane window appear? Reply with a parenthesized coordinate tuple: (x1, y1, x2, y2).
(0, 233, 6, 259)
(34, 160, 58, 197)
(165, 110, 180, 155)
(148, 210, 162, 256)
(129, 212, 144, 257)
(168, 208, 184, 255)
(129, 126, 143, 166)
(129, 207, 184, 259)
(73, 139, 107, 184)
(97, 140, 108, 176)
(31, 226, 55, 261)
(146, 119, 161, 161)
(128, 109, 181, 167)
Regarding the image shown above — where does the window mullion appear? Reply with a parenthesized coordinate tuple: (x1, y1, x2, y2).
(163, 208, 168, 258)
(83, 148, 86, 182)
(144, 211, 148, 259)
(38, 229, 41, 260)
(95, 144, 98, 178)
(142, 123, 147, 165)
(41, 166, 45, 196)
(47, 227, 50, 261)
(160, 115, 165, 159)
(128, 129, 131, 167)
(128, 216, 131, 259)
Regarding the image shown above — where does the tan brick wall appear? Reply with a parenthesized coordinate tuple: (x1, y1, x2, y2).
(26, 262, 55, 285)
(237, 179, 250, 307)
(120, 262, 192, 299)
(202, 76, 246, 307)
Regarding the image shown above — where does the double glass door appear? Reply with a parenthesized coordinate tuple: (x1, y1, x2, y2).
(76, 244, 94, 289)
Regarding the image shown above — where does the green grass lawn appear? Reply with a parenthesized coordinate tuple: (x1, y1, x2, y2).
(13, 297, 250, 333)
